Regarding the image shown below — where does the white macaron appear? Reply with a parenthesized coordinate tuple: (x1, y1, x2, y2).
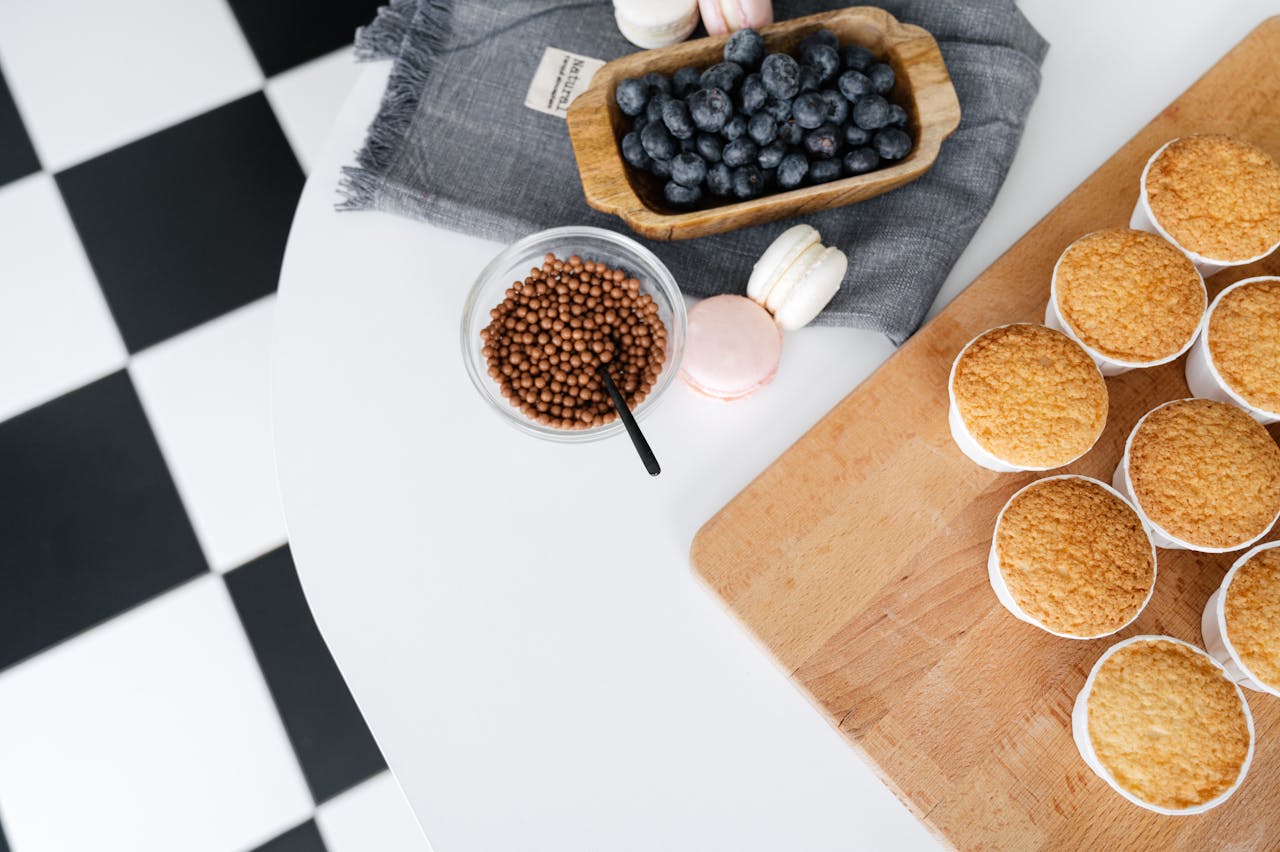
(614, 0, 700, 50)
(746, 224, 847, 330)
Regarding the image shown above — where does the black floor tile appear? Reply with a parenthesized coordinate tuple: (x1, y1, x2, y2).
(0, 371, 207, 671)
(226, 546, 386, 804)
(55, 93, 303, 352)
(253, 819, 328, 852)
(228, 0, 385, 76)
(0, 64, 40, 187)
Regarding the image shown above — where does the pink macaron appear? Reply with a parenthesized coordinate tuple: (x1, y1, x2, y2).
(698, 0, 773, 35)
(680, 294, 782, 400)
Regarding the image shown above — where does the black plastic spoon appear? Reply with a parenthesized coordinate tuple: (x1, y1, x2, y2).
(597, 365, 660, 476)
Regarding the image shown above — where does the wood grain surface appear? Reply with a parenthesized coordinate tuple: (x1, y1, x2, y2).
(691, 18, 1280, 851)
(566, 7, 960, 241)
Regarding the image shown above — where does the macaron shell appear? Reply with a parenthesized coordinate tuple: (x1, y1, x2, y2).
(720, 0, 773, 30)
(698, 0, 729, 35)
(763, 242, 825, 314)
(773, 246, 848, 330)
(746, 224, 821, 306)
(680, 294, 782, 400)
(616, 0, 700, 48)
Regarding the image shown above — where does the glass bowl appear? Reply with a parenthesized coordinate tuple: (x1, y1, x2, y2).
(461, 226, 687, 442)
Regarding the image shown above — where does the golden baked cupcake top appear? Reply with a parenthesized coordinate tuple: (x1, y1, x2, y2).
(1225, 546, 1280, 691)
(996, 477, 1153, 636)
(1128, 399, 1280, 549)
(1054, 229, 1204, 363)
(1145, 135, 1280, 261)
(1208, 278, 1280, 414)
(952, 324, 1107, 468)
(1087, 639, 1251, 811)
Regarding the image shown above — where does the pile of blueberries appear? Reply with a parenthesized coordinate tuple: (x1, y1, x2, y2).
(615, 28, 913, 207)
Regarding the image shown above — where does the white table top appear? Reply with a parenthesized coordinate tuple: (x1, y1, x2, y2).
(271, 4, 1276, 849)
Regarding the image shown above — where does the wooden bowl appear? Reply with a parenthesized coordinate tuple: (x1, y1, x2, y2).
(566, 7, 962, 241)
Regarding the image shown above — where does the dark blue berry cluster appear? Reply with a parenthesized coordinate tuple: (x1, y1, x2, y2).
(615, 28, 914, 208)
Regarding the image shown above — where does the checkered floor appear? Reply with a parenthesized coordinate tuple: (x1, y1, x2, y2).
(0, 2, 427, 850)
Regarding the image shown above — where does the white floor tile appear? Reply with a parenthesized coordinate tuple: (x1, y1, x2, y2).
(0, 576, 312, 852)
(0, 0, 262, 171)
(317, 772, 431, 852)
(130, 296, 286, 573)
(265, 48, 361, 174)
(0, 174, 126, 420)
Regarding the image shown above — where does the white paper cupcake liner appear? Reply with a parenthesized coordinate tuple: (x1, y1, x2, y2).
(1044, 231, 1204, 377)
(947, 324, 1104, 473)
(1130, 139, 1280, 277)
(1184, 277, 1280, 426)
(1111, 399, 1280, 553)
(1072, 634, 1256, 816)
(988, 474, 1157, 639)
(1201, 540, 1280, 697)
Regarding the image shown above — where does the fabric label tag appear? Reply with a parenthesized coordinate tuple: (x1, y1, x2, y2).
(524, 47, 605, 118)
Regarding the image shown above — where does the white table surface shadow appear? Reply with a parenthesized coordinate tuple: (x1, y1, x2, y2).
(271, 4, 1276, 849)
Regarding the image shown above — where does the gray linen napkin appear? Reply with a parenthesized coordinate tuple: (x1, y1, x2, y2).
(341, 0, 1046, 344)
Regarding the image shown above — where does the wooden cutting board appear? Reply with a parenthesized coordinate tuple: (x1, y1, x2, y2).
(691, 17, 1280, 851)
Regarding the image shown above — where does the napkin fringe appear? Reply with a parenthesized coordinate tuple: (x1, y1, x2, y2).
(339, 0, 454, 210)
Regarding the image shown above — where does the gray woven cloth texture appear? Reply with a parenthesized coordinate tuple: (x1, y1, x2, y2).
(341, 0, 1047, 344)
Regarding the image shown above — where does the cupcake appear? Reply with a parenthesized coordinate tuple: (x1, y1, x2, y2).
(1186, 276, 1280, 424)
(1133, 135, 1280, 273)
(1114, 398, 1280, 552)
(1072, 636, 1254, 814)
(1203, 541, 1280, 697)
(989, 475, 1155, 638)
(1045, 228, 1205, 375)
(948, 324, 1108, 472)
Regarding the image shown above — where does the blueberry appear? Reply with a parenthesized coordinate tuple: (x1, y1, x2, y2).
(791, 92, 826, 129)
(640, 121, 678, 160)
(615, 77, 648, 116)
(671, 152, 708, 187)
(873, 128, 912, 160)
(804, 124, 841, 159)
(800, 44, 840, 84)
(760, 53, 800, 99)
(798, 64, 822, 93)
(777, 152, 809, 189)
(761, 168, 778, 190)
(809, 158, 843, 183)
(732, 164, 766, 199)
(681, 135, 699, 153)
(738, 74, 767, 114)
(843, 147, 881, 175)
(837, 70, 873, 102)
(747, 112, 777, 146)
(664, 180, 702, 207)
(777, 119, 804, 147)
(721, 115, 748, 141)
(645, 91, 672, 123)
(687, 87, 732, 133)
(696, 133, 723, 162)
(643, 72, 672, 96)
(819, 90, 849, 126)
(722, 136, 759, 168)
(757, 140, 787, 169)
(701, 61, 744, 93)
(853, 94, 891, 130)
(799, 29, 839, 52)
(724, 28, 765, 69)
(662, 98, 695, 139)
(650, 157, 672, 179)
(763, 95, 793, 122)
(672, 66, 702, 97)
(840, 44, 874, 71)
(868, 62, 895, 95)
(632, 113, 649, 133)
(887, 104, 908, 127)
(621, 131, 651, 169)
(843, 123, 870, 147)
(706, 162, 733, 196)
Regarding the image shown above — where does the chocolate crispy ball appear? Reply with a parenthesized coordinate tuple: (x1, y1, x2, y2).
(480, 253, 668, 430)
